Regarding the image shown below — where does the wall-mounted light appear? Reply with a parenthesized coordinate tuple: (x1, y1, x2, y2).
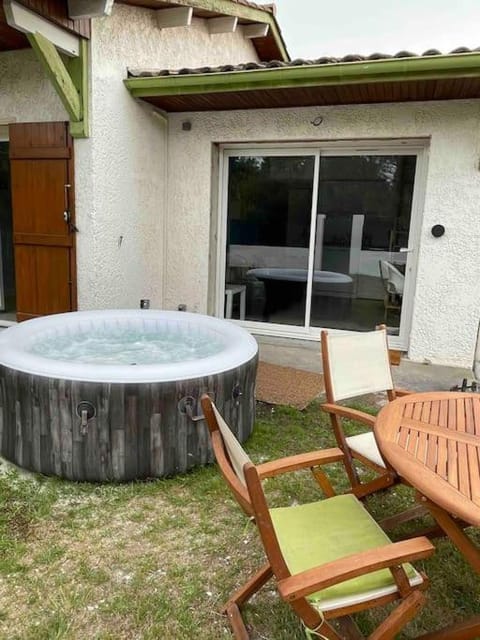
(431, 224, 445, 238)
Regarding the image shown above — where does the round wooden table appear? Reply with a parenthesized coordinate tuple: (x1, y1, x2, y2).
(375, 391, 480, 640)
(375, 391, 480, 527)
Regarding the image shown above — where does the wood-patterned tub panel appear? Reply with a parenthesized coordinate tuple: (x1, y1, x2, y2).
(0, 354, 257, 481)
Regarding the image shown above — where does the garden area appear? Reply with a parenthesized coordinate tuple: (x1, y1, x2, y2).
(0, 400, 478, 640)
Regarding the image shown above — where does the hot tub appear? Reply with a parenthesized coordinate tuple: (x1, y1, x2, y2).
(0, 310, 258, 481)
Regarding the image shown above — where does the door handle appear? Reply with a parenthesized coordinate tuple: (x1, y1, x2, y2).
(63, 210, 79, 233)
(399, 247, 413, 253)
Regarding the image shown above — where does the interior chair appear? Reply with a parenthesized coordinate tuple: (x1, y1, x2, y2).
(321, 327, 412, 499)
(379, 260, 405, 324)
(201, 394, 434, 640)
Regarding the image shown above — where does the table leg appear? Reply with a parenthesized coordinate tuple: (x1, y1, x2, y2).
(225, 290, 233, 319)
(415, 616, 480, 640)
(239, 288, 246, 321)
(418, 494, 480, 573)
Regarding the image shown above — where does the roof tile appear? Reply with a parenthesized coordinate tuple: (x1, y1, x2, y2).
(128, 46, 480, 78)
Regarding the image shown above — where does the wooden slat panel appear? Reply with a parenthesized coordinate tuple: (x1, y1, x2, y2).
(456, 397, 471, 499)
(436, 430, 448, 480)
(14, 233, 73, 247)
(14, 245, 72, 315)
(12, 160, 68, 235)
(418, 401, 435, 466)
(447, 399, 458, 489)
(144, 77, 480, 112)
(9, 121, 70, 154)
(425, 430, 438, 473)
(16, 0, 91, 38)
(473, 399, 480, 436)
(10, 148, 71, 159)
(406, 426, 418, 457)
(0, 357, 258, 482)
(9, 121, 76, 320)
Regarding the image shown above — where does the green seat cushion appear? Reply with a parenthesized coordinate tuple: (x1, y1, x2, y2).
(270, 493, 417, 608)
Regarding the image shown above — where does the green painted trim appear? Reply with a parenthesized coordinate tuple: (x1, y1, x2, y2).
(165, 0, 289, 61)
(28, 32, 89, 138)
(124, 52, 480, 99)
(67, 39, 89, 138)
(28, 32, 82, 120)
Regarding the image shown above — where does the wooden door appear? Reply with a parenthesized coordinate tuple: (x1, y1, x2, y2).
(9, 122, 77, 321)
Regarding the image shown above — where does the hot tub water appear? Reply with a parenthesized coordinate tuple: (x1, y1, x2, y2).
(30, 326, 225, 365)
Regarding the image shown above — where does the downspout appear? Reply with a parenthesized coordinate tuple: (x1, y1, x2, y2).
(150, 108, 169, 310)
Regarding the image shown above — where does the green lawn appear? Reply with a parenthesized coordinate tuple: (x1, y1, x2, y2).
(0, 401, 478, 639)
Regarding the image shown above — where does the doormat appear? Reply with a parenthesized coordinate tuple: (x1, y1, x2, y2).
(256, 361, 324, 410)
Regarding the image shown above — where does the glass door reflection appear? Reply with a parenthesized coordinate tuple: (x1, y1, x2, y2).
(225, 155, 315, 326)
(310, 155, 416, 334)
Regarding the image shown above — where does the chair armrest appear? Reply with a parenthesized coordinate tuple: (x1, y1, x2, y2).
(257, 448, 344, 479)
(277, 537, 434, 602)
(395, 388, 414, 397)
(321, 403, 376, 428)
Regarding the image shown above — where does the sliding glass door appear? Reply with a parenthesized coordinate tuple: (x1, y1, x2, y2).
(220, 144, 424, 346)
(225, 154, 316, 325)
(310, 154, 416, 335)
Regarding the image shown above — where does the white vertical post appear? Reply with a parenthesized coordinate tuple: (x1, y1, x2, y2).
(314, 214, 325, 269)
(225, 289, 233, 319)
(0, 230, 4, 311)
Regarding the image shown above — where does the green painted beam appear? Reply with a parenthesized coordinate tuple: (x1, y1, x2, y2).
(28, 31, 82, 120)
(67, 38, 89, 138)
(165, 0, 288, 61)
(28, 32, 89, 138)
(124, 52, 480, 98)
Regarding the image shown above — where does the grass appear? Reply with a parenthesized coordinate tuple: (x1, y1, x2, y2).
(0, 400, 479, 639)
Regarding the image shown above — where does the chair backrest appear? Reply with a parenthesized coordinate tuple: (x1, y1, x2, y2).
(202, 396, 295, 590)
(473, 319, 480, 382)
(322, 328, 394, 402)
(212, 403, 251, 486)
(201, 395, 254, 515)
(379, 260, 405, 295)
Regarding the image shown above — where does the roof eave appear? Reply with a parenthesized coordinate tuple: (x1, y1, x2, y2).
(125, 51, 480, 99)
(119, 0, 289, 61)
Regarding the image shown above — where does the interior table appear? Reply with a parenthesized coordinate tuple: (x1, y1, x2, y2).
(374, 391, 480, 640)
(246, 268, 353, 321)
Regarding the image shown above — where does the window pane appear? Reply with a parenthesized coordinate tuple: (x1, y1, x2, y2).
(225, 155, 315, 325)
(311, 155, 416, 334)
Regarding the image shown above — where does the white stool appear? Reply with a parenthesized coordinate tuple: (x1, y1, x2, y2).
(225, 284, 246, 321)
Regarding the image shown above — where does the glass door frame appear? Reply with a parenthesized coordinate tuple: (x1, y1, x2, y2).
(0, 129, 9, 319)
(216, 139, 429, 350)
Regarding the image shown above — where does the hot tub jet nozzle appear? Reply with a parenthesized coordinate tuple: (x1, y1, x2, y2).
(80, 409, 89, 435)
(76, 401, 96, 436)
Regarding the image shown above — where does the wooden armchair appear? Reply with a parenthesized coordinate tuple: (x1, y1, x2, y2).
(321, 327, 412, 499)
(201, 394, 434, 640)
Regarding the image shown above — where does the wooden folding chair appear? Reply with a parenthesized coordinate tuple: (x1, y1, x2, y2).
(321, 327, 412, 499)
(201, 394, 434, 640)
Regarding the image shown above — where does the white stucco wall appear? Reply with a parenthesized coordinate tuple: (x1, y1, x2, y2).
(0, 3, 259, 313)
(0, 48, 67, 122)
(165, 101, 480, 367)
(75, 3, 259, 311)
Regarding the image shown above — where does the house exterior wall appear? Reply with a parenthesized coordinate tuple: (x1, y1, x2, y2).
(76, 3, 259, 310)
(0, 49, 67, 122)
(0, 3, 259, 312)
(165, 101, 480, 367)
